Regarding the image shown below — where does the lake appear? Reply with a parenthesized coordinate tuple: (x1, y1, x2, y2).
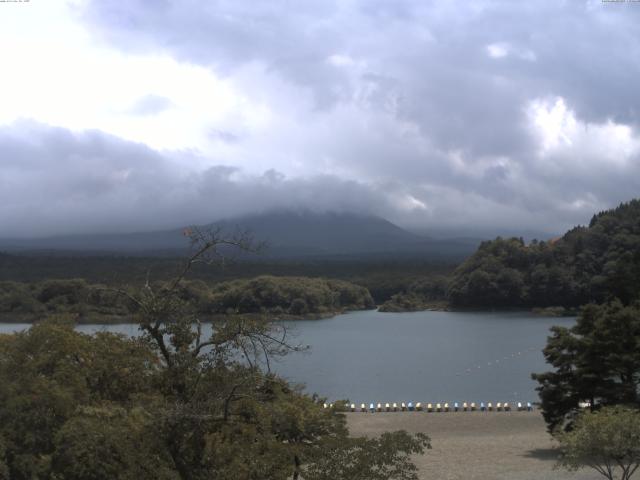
(0, 310, 574, 404)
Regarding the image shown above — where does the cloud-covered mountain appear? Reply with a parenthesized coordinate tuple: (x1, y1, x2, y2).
(0, 210, 478, 259)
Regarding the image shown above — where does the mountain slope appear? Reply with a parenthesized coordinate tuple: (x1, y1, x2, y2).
(0, 210, 479, 259)
(215, 210, 422, 255)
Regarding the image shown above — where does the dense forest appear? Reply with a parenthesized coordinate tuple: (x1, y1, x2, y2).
(447, 200, 640, 308)
(207, 276, 374, 315)
(0, 253, 454, 304)
(0, 276, 374, 322)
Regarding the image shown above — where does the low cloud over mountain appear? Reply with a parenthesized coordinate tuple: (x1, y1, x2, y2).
(1, 1, 640, 237)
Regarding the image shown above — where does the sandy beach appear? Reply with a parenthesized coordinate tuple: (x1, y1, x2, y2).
(346, 411, 601, 480)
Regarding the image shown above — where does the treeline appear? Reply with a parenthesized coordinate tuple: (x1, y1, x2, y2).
(0, 275, 375, 322)
(206, 276, 374, 315)
(0, 279, 131, 321)
(0, 252, 455, 302)
(349, 268, 453, 305)
(378, 276, 449, 312)
(447, 199, 640, 308)
(0, 252, 454, 286)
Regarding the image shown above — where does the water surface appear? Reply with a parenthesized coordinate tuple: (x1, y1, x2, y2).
(0, 310, 574, 404)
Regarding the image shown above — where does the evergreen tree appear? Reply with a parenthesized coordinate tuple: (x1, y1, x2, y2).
(532, 301, 640, 432)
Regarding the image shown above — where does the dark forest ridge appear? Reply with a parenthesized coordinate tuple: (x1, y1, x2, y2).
(0, 210, 480, 259)
(448, 199, 640, 309)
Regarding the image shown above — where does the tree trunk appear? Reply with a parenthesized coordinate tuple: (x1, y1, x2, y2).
(292, 454, 301, 480)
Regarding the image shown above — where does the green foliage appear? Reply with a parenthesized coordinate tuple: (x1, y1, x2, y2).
(0, 318, 429, 479)
(555, 406, 640, 480)
(52, 406, 177, 480)
(0, 435, 9, 480)
(0, 251, 454, 288)
(379, 275, 448, 312)
(0, 275, 374, 322)
(532, 301, 640, 432)
(209, 275, 375, 315)
(0, 230, 429, 479)
(0, 319, 159, 479)
(304, 431, 431, 480)
(448, 199, 640, 307)
(0, 279, 133, 321)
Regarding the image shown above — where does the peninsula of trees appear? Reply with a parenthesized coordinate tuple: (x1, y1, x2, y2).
(0, 276, 374, 323)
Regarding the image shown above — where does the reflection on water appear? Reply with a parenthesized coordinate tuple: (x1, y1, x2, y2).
(0, 310, 574, 403)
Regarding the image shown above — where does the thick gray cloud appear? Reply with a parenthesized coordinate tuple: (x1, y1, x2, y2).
(81, 1, 640, 126)
(2, 119, 638, 238)
(0, 121, 410, 237)
(4, 1, 640, 237)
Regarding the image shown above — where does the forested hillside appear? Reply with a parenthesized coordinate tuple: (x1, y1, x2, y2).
(447, 200, 640, 308)
(0, 276, 374, 322)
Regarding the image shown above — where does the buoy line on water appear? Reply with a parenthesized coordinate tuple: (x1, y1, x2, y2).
(454, 346, 538, 378)
(323, 401, 535, 413)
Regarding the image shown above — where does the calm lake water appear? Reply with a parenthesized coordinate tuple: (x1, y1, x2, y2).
(0, 310, 574, 404)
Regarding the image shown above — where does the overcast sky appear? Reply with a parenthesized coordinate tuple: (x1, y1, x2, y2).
(2, 0, 640, 237)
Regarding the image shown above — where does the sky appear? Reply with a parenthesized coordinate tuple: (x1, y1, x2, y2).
(1, 0, 640, 237)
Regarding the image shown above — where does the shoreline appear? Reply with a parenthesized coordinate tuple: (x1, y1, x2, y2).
(0, 304, 574, 325)
(377, 304, 579, 317)
(0, 308, 374, 325)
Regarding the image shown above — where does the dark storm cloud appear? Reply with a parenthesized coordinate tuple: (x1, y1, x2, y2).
(11, 0, 638, 236)
(0, 121, 406, 237)
(81, 1, 640, 130)
(2, 119, 639, 237)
